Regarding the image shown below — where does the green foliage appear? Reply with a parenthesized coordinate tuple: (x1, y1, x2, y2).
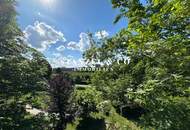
(21, 92, 50, 110)
(48, 74, 76, 130)
(1, 0, 189, 129)
(70, 71, 91, 85)
(0, 0, 52, 129)
(104, 108, 142, 130)
(84, 0, 190, 129)
(73, 87, 103, 117)
(73, 87, 142, 130)
(53, 68, 92, 85)
(66, 118, 81, 130)
(91, 107, 143, 130)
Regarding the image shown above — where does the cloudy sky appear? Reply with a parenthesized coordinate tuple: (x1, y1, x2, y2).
(16, 0, 127, 68)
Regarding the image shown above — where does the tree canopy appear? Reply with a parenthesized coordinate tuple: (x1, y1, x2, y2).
(84, 0, 190, 129)
(0, 0, 51, 129)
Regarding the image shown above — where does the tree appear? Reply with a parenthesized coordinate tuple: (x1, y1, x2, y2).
(0, 0, 52, 129)
(84, 0, 190, 129)
(73, 87, 103, 117)
(48, 74, 76, 130)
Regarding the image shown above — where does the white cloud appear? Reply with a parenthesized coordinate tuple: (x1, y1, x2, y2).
(38, 12, 41, 16)
(95, 30, 109, 39)
(52, 52, 62, 57)
(47, 54, 87, 68)
(67, 42, 78, 50)
(56, 45, 65, 52)
(67, 32, 91, 52)
(66, 31, 109, 51)
(24, 21, 66, 52)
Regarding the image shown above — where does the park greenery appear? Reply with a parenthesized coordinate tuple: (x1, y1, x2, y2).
(0, 0, 189, 130)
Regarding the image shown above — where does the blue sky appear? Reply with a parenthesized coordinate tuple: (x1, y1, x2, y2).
(16, 0, 127, 68)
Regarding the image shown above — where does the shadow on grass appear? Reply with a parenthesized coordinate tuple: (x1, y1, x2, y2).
(76, 117, 106, 130)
